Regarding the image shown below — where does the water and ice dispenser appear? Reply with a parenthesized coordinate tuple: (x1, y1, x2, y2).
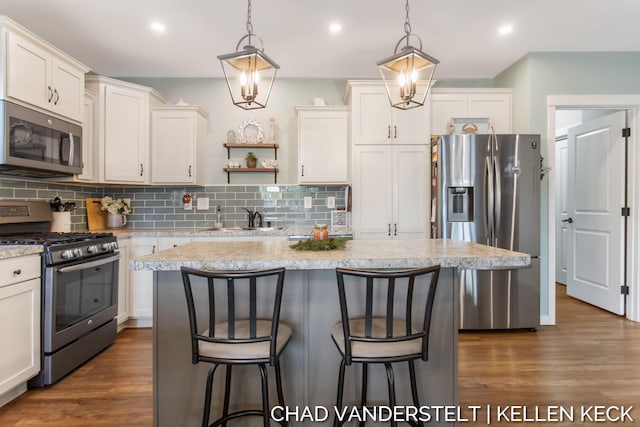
(447, 187, 473, 222)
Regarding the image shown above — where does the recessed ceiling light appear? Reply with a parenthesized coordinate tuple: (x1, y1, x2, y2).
(329, 22, 342, 34)
(498, 25, 513, 36)
(150, 21, 166, 34)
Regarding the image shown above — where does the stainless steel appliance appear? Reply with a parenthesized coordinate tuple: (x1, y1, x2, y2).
(0, 100, 83, 177)
(0, 201, 119, 386)
(431, 134, 540, 330)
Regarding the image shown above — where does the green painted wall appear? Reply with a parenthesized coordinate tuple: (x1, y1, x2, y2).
(495, 52, 640, 319)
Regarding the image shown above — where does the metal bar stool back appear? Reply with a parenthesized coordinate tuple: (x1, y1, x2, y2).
(332, 265, 441, 427)
(181, 266, 291, 427)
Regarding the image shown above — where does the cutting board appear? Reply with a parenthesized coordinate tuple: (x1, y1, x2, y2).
(86, 198, 107, 230)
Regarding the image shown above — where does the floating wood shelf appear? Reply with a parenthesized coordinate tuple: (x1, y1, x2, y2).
(223, 167, 279, 183)
(224, 143, 279, 160)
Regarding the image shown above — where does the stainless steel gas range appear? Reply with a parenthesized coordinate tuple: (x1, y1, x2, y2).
(0, 200, 119, 386)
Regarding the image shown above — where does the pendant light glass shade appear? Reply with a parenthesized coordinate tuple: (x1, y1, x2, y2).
(218, 0, 279, 110)
(377, 0, 439, 110)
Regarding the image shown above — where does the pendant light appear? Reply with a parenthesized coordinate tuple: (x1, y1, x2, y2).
(377, 0, 439, 110)
(218, 0, 279, 110)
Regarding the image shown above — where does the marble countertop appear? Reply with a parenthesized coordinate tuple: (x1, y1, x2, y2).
(131, 239, 530, 271)
(0, 245, 43, 260)
(111, 226, 352, 239)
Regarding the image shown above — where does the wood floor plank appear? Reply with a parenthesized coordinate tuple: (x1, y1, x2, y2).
(1, 285, 639, 426)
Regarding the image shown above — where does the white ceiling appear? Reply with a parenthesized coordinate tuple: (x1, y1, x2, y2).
(1, 0, 639, 79)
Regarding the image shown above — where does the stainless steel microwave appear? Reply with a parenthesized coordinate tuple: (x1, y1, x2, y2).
(0, 100, 82, 177)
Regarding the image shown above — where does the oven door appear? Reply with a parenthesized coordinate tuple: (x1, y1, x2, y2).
(43, 253, 120, 353)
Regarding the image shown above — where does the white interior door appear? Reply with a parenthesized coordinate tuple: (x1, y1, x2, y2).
(555, 137, 569, 284)
(566, 111, 626, 314)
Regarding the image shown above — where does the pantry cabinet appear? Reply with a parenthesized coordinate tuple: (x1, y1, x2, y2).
(0, 255, 40, 404)
(347, 81, 431, 145)
(85, 75, 166, 184)
(295, 106, 349, 184)
(151, 106, 208, 185)
(1, 16, 89, 122)
(353, 144, 429, 239)
(430, 88, 512, 135)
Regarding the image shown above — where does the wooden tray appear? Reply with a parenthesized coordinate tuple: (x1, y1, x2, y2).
(86, 198, 107, 231)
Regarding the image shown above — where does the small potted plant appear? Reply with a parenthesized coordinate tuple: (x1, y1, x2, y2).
(100, 196, 132, 228)
(245, 152, 257, 168)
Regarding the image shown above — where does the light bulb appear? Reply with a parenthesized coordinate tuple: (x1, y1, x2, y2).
(254, 71, 260, 84)
(240, 71, 247, 86)
(398, 72, 406, 87)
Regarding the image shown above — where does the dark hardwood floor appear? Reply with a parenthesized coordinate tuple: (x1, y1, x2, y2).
(0, 285, 638, 426)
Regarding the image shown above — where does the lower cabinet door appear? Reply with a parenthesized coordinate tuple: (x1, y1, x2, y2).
(0, 278, 40, 395)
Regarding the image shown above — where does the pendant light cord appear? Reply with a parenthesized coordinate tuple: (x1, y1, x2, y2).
(404, 0, 412, 44)
(246, 0, 254, 46)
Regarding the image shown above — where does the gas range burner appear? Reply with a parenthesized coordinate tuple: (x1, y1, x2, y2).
(0, 232, 115, 246)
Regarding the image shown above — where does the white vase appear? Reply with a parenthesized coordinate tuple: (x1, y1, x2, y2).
(107, 213, 127, 229)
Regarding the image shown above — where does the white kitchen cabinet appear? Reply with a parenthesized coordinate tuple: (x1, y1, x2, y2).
(128, 237, 191, 326)
(116, 237, 130, 327)
(430, 88, 512, 135)
(151, 106, 208, 185)
(85, 75, 165, 184)
(2, 17, 89, 122)
(353, 144, 429, 239)
(347, 81, 431, 145)
(0, 255, 40, 406)
(129, 237, 157, 324)
(295, 106, 349, 184)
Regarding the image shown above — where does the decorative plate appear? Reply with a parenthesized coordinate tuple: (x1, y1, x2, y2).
(238, 119, 264, 144)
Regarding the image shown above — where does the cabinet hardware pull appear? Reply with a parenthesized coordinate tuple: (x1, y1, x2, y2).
(188, 165, 192, 177)
(388, 223, 391, 236)
(394, 125, 397, 139)
(140, 163, 144, 176)
(53, 89, 59, 105)
(48, 86, 53, 102)
(13, 269, 22, 275)
(152, 245, 157, 253)
(394, 223, 397, 236)
(301, 165, 304, 177)
(387, 125, 391, 139)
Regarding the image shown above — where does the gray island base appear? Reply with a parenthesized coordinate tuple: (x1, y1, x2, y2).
(132, 239, 530, 427)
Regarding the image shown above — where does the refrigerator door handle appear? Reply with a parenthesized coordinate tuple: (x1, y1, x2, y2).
(484, 156, 494, 244)
(493, 155, 502, 244)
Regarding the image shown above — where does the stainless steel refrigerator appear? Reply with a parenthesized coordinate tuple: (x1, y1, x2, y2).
(430, 134, 541, 330)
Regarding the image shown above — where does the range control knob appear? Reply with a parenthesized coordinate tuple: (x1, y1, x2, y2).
(87, 245, 99, 254)
(61, 249, 74, 259)
(102, 242, 113, 251)
(73, 248, 82, 257)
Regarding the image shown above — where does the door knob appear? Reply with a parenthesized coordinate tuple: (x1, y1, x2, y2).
(562, 217, 574, 223)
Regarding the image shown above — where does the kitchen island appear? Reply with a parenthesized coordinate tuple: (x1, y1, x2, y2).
(132, 239, 530, 427)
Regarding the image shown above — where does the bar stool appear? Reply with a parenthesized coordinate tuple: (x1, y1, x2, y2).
(181, 266, 291, 427)
(331, 265, 441, 427)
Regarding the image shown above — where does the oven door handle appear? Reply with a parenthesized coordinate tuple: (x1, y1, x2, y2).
(56, 253, 121, 274)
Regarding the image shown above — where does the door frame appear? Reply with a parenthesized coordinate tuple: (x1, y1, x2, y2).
(547, 95, 640, 324)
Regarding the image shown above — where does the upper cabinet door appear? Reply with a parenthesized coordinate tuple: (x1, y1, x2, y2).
(151, 106, 207, 185)
(104, 85, 148, 183)
(297, 107, 350, 184)
(5, 27, 88, 122)
(6, 31, 50, 112)
(50, 57, 85, 122)
(349, 82, 430, 145)
(430, 93, 467, 135)
(352, 90, 392, 145)
(467, 92, 512, 134)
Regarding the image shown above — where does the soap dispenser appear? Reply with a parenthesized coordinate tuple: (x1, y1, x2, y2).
(215, 206, 223, 228)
